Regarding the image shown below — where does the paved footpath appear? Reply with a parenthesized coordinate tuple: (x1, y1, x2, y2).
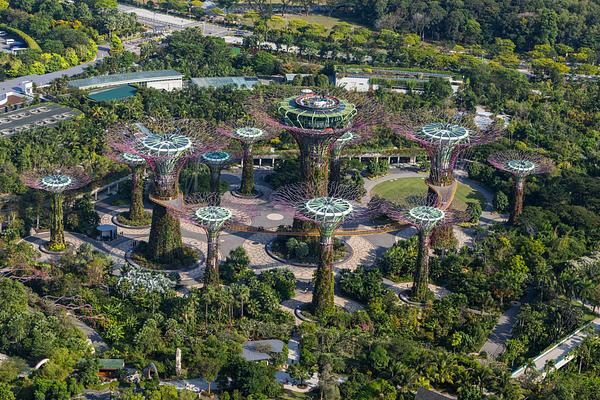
(512, 318, 600, 379)
(480, 301, 522, 359)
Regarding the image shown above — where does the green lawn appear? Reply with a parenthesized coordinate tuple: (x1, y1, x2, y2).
(279, 389, 310, 399)
(370, 177, 485, 210)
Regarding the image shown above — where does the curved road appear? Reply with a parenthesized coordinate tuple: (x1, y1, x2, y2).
(0, 45, 110, 94)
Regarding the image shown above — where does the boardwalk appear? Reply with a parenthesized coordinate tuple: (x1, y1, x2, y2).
(512, 318, 600, 379)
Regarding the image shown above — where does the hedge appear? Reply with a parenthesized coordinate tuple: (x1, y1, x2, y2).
(0, 23, 41, 51)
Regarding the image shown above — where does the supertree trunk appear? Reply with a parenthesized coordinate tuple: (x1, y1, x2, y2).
(129, 165, 146, 221)
(329, 153, 342, 186)
(50, 193, 65, 249)
(510, 177, 525, 225)
(240, 143, 255, 196)
(204, 230, 220, 285)
(427, 157, 456, 248)
(147, 203, 184, 264)
(412, 229, 431, 301)
(301, 140, 330, 196)
(293, 140, 331, 232)
(312, 234, 335, 317)
(208, 167, 221, 206)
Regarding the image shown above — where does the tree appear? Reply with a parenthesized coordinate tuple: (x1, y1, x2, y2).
(494, 191, 509, 212)
(319, 363, 340, 400)
(288, 363, 309, 385)
(221, 247, 251, 283)
(0, 383, 15, 400)
(369, 345, 390, 371)
(466, 202, 482, 223)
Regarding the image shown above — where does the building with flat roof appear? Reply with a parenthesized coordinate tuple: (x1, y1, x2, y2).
(68, 70, 183, 91)
(191, 76, 260, 90)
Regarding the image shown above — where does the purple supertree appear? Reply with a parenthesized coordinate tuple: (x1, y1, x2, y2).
(271, 183, 368, 317)
(488, 150, 554, 224)
(166, 192, 255, 286)
(106, 150, 148, 224)
(21, 167, 91, 251)
(254, 90, 381, 197)
(218, 120, 278, 197)
(108, 119, 224, 265)
(381, 195, 466, 301)
(392, 110, 504, 195)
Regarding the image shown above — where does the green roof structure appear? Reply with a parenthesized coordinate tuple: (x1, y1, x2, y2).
(278, 92, 357, 130)
(69, 70, 183, 90)
(98, 359, 125, 370)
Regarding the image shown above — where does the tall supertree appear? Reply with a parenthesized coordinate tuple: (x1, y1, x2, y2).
(255, 90, 380, 197)
(219, 125, 276, 197)
(167, 193, 252, 286)
(392, 111, 504, 197)
(200, 150, 231, 205)
(488, 150, 554, 224)
(107, 151, 147, 223)
(109, 119, 223, 264)
(272, 183, 366, 317)
(382, 196, 465, 301)
(21, 167, 91, 251)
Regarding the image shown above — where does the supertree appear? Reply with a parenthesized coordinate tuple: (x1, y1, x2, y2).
(487, 150, 554, 224)
(107, 150, 147, 223)
(167, 193, 252, 286)
(21, 167, 91, 251)
(381, 196, 465, 301)
(200, 150, 231, 205)
(255, 90, 380, 197)
(108, 119, 223, 264)
(272, 183, 367, 317)
(392, 110, 504, 198)
(218, 125, 276, 197)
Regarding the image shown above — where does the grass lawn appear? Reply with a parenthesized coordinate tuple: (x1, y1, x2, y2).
(274, 13, 364, 29)
(279, 389, 310, 399)
(240, 12, 365, 31)
(370, 177, 485, 211)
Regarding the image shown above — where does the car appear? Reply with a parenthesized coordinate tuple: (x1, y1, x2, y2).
(0, 31, 6, 36)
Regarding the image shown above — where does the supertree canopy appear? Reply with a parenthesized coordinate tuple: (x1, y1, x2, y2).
(393, 111, 504, 192)
(488, 150, 554, 224)
(108, 119, 223, 265)
(200, 150, 231, 205)
(272, 183, 366, 317)
(107, 150, 147, 223)
(255, 90, 380, 198)
(382, 196, 464, 301)
(21, 167, 91, 251)
(219, 125, 277, 197)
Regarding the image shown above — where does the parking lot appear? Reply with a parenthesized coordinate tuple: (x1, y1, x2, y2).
(0, 103, 81, 137)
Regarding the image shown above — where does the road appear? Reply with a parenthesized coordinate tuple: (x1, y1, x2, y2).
(0, 45, 109, 94)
